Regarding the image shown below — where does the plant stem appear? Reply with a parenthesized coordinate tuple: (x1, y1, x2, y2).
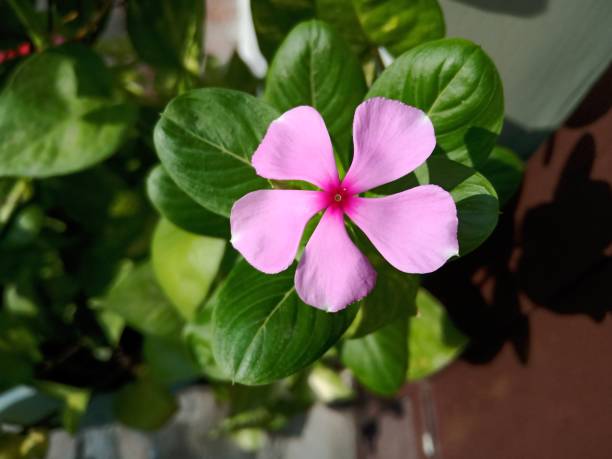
(7, 0, 51, 50)
(0, 178, 30, 225)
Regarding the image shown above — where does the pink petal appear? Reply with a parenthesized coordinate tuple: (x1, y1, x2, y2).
(231, 190, 326, 274)
(346, 185, 459, 273)
(295, 208, 376, 312)
(343, 97, 436, 194)
(252, 106, 340, 190)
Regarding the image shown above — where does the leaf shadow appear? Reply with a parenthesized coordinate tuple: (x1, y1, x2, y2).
(450, 0, 549, 17)
(517, 133, 612, 319)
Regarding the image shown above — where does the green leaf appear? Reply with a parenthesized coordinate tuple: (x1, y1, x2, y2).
(367, 38, 504, 168)
(213, 259, 357, 385)
(103, 263, 183, 336)
(407, 288, 467, 380)
(265, 20, 367, 168)
(113, 375, 178, 431)
(154, 88, 278, 217)
(251, 0, 315, 61)
(185, 304, 229, 381)
(96, 309, 125, 346)
(146, 165, 229, 238)
(143, 334, 201, 386)
(341, 317, 408, 395)
(126, 0, 204, 73)
(347, 264, 418, 338)
(418, 157, 499, 255)
(353, 0, 445, 55)
(375, 156, 499, 256)
(314, 0, 370, 55)
(478, 145, 524, 206)
(152, 218, 226, 320)
(0, 45, 137, 178)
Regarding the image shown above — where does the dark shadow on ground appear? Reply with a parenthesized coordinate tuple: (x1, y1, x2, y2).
(450, 0, 549, 17)
(518, 134, 612, 320)
(426, 133, 612, 364)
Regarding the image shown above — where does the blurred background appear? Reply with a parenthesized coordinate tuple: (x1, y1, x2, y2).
(1, 0, 611, 458)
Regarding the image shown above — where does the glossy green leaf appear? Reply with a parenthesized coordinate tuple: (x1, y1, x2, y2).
(375, 156, 499, 256)
(126, 0, 204, 73)
(143, 335, 201, 386)
(353, 0, 445, 55)
(147, 165, 229, 238)
(407, 288, 467, 380)
(367, 38, 504, 168)
(341, 317, 408, 395)
(347, 263, 418, 338)
(0, 45, 136, 178)
(265, 20, 367, 167)
(114, 376, 177, 431)
(479, 145, 524, 206)
(154, 88, 278, 217)
(213, 259, 357, 385)
(152, 218, 226, 320)
(251, 0, 315, 61)
(103, 263, 183, 336)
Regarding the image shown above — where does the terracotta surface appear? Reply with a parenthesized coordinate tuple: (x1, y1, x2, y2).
(361, 67, 612, 459)
(429, 65, 612, 459)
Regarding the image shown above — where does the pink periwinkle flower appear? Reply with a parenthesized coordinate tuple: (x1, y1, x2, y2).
(230, 97, 459, 312)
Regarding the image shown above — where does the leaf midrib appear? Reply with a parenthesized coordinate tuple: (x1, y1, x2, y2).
(234, 286, 296, 379)
(161, 115, 252, 166)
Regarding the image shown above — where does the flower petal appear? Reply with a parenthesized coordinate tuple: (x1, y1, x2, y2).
(346, 185, 459, 273)
(295, 208, 376, 312)
(252, 106, 340, 190)
(231, 190, 326, 274)
(343, 97, 435, 193)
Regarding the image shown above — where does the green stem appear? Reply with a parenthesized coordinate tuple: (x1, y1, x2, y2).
(0, 178, 30, 225)
(7, 0, 51, 50)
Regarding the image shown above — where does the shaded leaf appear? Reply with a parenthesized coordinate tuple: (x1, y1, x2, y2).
(146, 165, 229, 238)
(113, 375, 177, 431)
(341, 317, 408, 395)
(347, 262, 418, 338)
(479, 145, 524, 206)
(127, 0, 204, 73)
(0, 45, 136, 177)
(353, 0, 445, 55)
(143, 334, 201, 386)
(251, 0, 315, 61)
(103, 263, 183, 336)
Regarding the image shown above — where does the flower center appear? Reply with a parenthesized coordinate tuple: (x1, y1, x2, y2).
(327, 186, 352, 211)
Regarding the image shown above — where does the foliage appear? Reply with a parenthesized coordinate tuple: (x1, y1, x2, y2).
(0, 0, 521, 446)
